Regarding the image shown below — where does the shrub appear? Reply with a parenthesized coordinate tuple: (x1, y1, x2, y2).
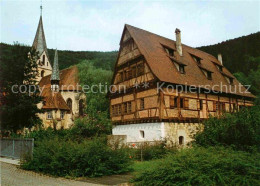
(128, 142, 176, 161)
(132, 147, 260, 185)
(21, 137, 132, 177)
(195, 106, 260, 151)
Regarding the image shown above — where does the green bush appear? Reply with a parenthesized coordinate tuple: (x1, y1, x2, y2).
(22, 137, 132, 177)
(195, 106, 260, 151)
(128, 142, 175, 161)
(132, 147, 260, 185)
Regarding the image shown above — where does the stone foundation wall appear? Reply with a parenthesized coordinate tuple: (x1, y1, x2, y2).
(164, 122, 202, 147)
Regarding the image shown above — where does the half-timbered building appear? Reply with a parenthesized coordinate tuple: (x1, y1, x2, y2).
(109, 24, 255, 146)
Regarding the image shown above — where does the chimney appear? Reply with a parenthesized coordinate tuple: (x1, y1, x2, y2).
(218, 54, 223, 65)
(175, 28, 182, 56)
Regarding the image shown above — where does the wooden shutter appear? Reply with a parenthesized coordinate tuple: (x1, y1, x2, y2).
(170, 96, 175, 108)
(197, 99, 200, 110)
(213, 101, 217, 112)
(184, 98, 189, 109)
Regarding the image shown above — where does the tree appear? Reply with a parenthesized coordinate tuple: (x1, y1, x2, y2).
(234, 57, 260, 105)
(194, 106, 260, 151)
(0, 42, 43, 132)
(74, 61, 113, 137)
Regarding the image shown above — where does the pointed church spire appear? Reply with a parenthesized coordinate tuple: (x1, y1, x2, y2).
(32, 4, 48, 58)
(51, 49, 60, 81)
(51, 49, 60, 91)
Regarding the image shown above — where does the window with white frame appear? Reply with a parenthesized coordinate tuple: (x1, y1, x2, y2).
(47, 111, 52, 119)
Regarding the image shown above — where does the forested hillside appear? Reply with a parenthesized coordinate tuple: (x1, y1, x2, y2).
(198, 32, 260, 75)
(0, 43, 118, 71)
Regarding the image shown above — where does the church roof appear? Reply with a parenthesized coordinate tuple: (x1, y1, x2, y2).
(51, 49, 60, 81)
(32, 16, 49, 57)
(122, 24, 255, 98)
(39, 66, 81, 110)
(39, 65, 81, 91)
(41, 87, 70, 110)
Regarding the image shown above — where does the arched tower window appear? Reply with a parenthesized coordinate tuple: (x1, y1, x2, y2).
(42, 55, 45, 65)
(41, 70, 45, 77)
(67, 98, 72, 112)
(79, 99, 84, 116)
(179, 136, 184, 145)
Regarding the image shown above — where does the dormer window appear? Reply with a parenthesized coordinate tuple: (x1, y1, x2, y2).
(201, 68, 212, 80)
(191, 54, 201, 65)
(224, 76, 234, 84)
(172, 60, 186, 74)
(216, 64, 223, 72)
(207, 71, 212, 80)
(179, 65, 185, 74)
(164, 46, 175, 57)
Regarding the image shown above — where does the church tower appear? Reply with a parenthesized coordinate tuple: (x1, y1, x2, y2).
(32, 5, 52, 82)
(51, 49, 60, 92)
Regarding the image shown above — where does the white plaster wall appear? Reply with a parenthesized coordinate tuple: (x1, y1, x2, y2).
(112, 123, 165, 143)
(112, 122, 202, 146)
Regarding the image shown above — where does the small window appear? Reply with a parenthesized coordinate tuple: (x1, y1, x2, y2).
(174, 97, 178, 108)
(42, 55, 45, 65)
(207, 71, 212, 80)
(127, 102, 132, 113)
(192, 56, 201, 64)
(79, 99, 84, 116)
(112, 106, 115, 116)
(41, 70, 45, 77)
(118, 105, 121, 115)
(47, 62, 48, 66)
(137, 63, 145, 76)
(199, 100, 203, 110)
(232, 103, 237, 112)
(216, 65, 223, 72)
(123, 102, 127, 114)
(60, 111, 65, 119)
(67, 98, 72, 111)
(170, 96, 175, 109)
(132, 66, 136, 78)
(179, 136, 184, 145)
(140, 130, 145, 139)
(140, 98, 145, 110)
(179, 65, 185, 74)
(220, 102, 226, 112)
(165, 47, 174, 57)
(229, 78, 233, 85)
(180, 98, 184, 108)
(47, 111, 52, 119)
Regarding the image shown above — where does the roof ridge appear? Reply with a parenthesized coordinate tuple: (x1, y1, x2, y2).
(125, 24, 219, 61)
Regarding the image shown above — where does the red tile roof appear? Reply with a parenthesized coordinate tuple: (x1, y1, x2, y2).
(124, 24, 255, 98)
(41, 86, 70, 110)
(39, 65, 81, 91)
(39, 65, 81, 110)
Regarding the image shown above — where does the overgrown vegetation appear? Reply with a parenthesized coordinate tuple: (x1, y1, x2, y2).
(0, 43, 43, 132)
(76, 61, 113, 137)
(195, 106, 260, 151)
(132, 147, 260, 186)
(22, 137, 132, 177)
(234, 58, 260, 105)
(131, 106, 260, 185)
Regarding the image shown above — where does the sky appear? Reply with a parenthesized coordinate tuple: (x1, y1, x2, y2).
(1, 0, 259, 51)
